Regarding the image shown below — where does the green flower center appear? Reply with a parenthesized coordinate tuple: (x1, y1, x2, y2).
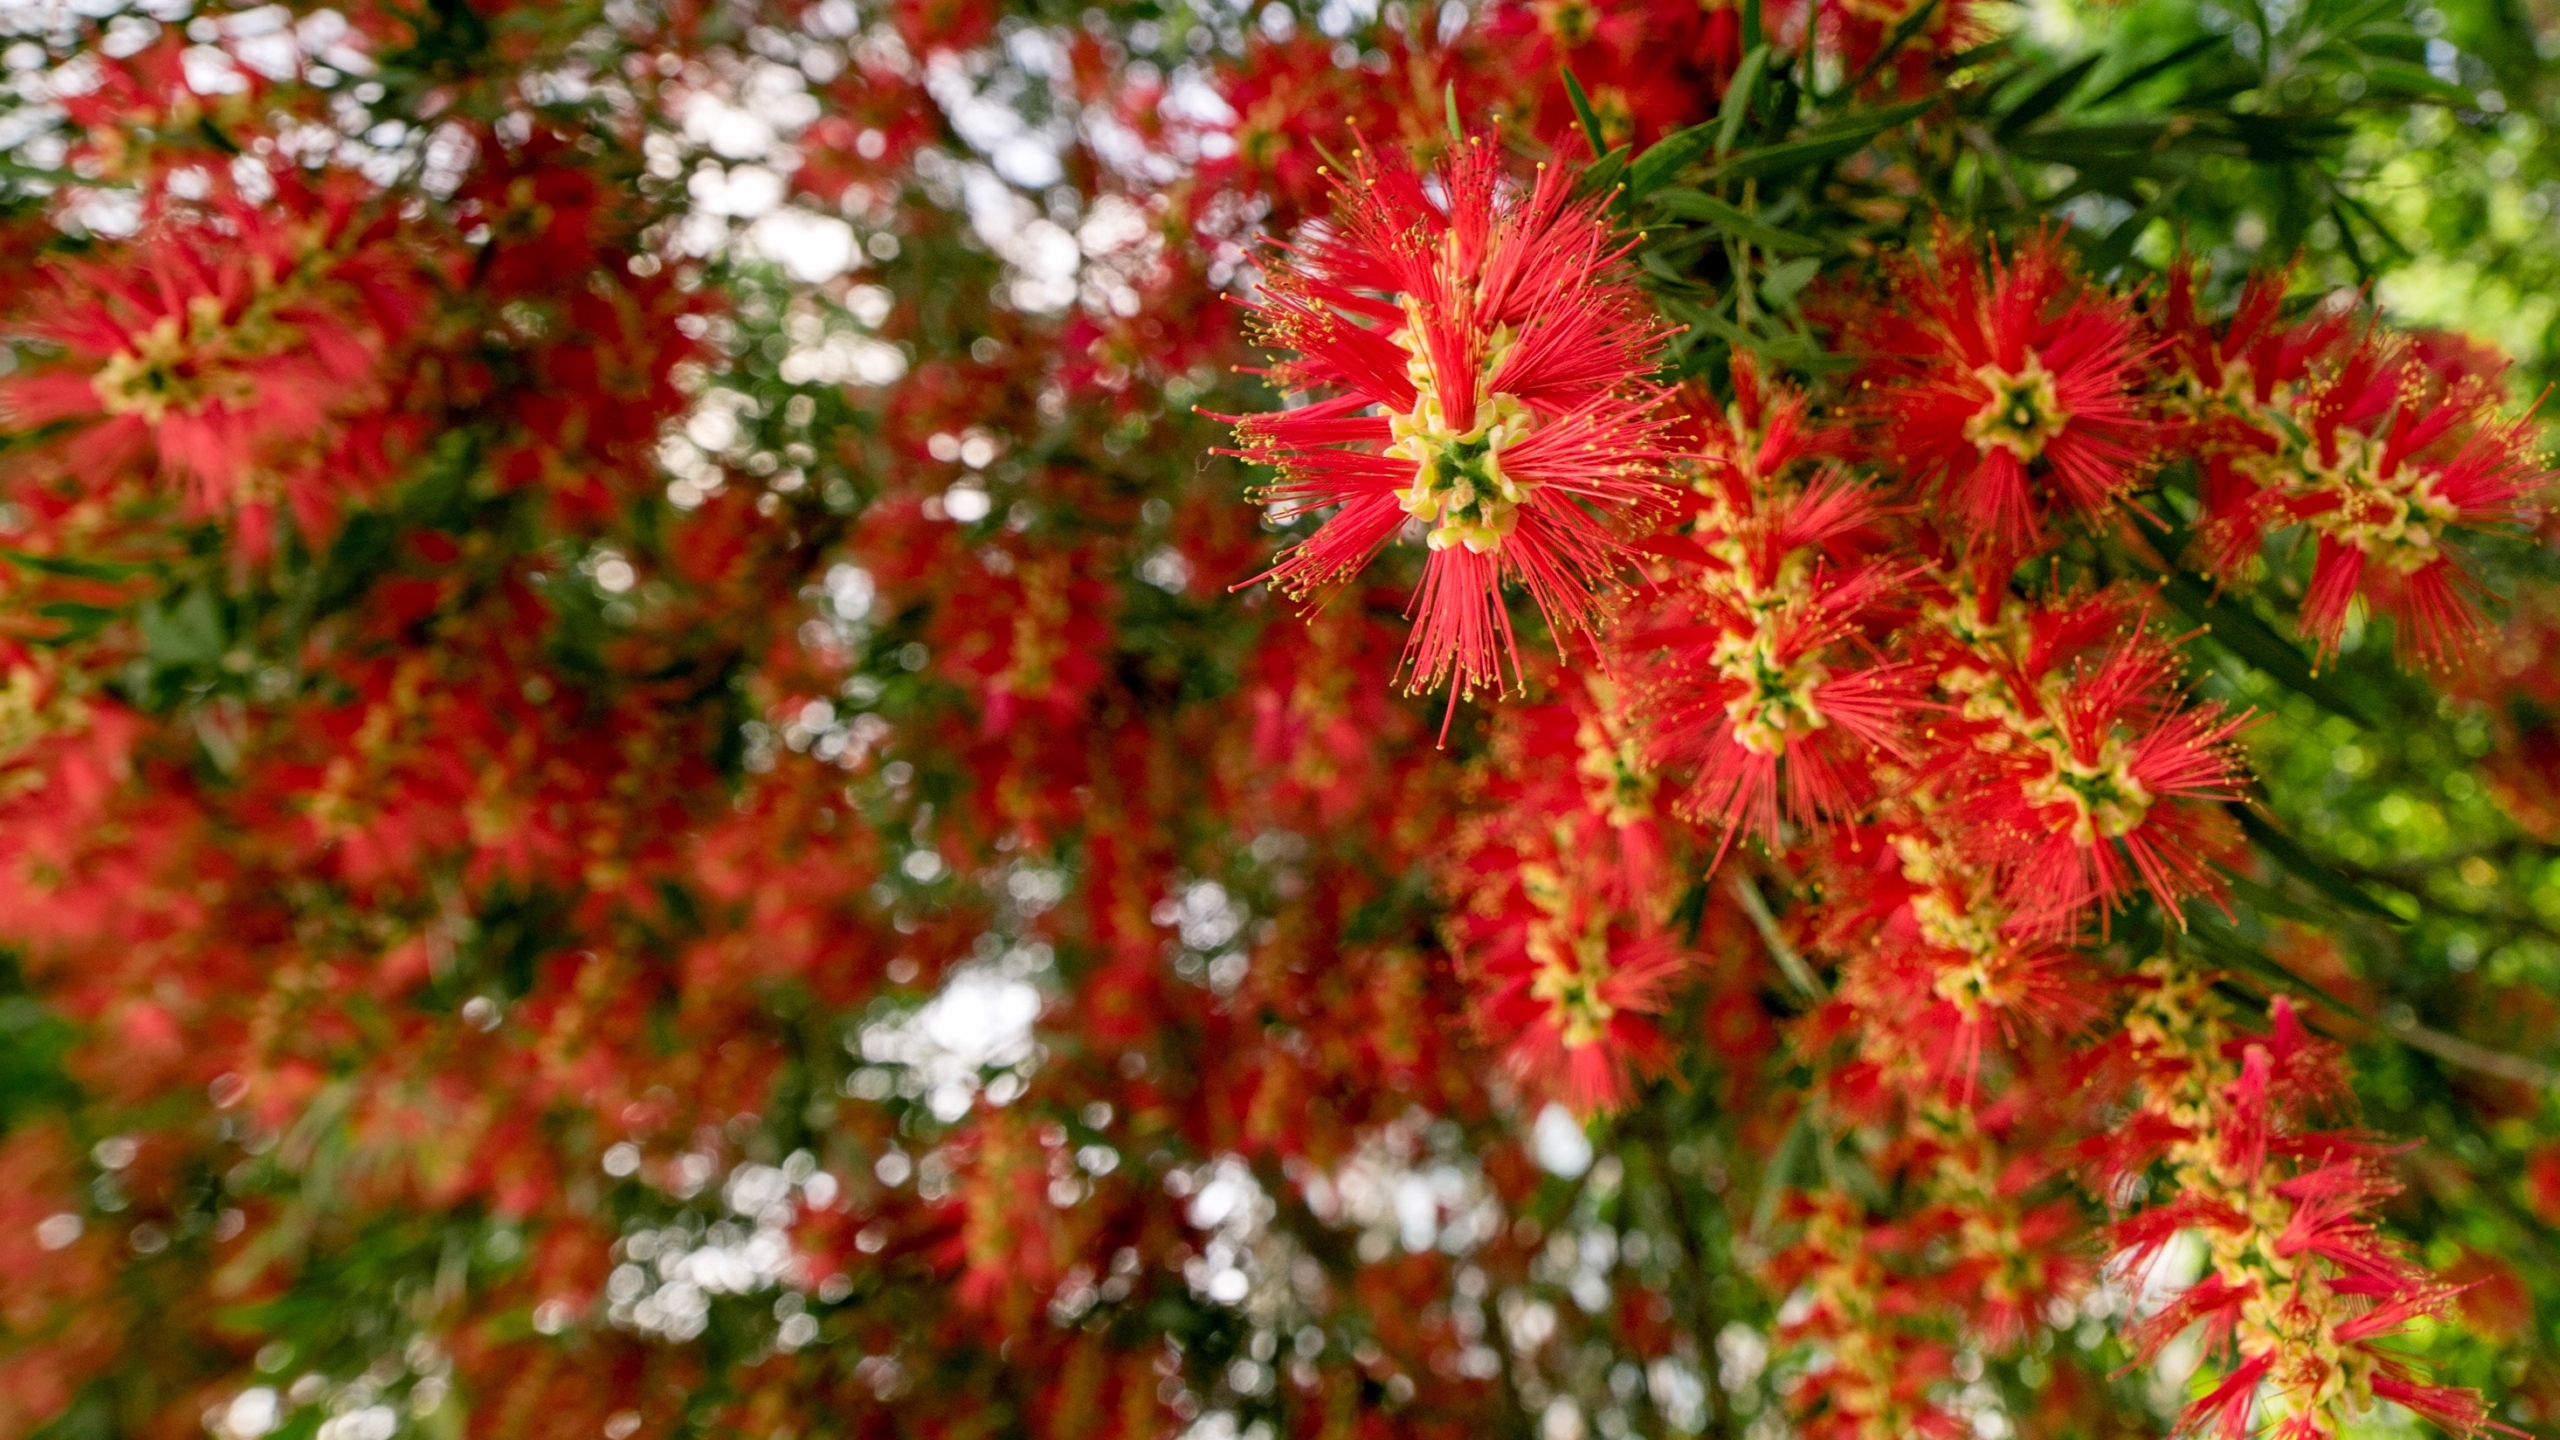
(2026, 739, 2154, 843)
(1388, 389, 1537, 555)
(1963, 356, 2069, 463)
(1714, 628, 1830, 756)
(2303, 431, 2460, 575)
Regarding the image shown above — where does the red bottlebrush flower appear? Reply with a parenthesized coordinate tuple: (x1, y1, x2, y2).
(1935, 601, 2251, 921)
(1459, 840, 1687, 1113)
(2148, 262, 2344, 412)
(2107, 967, 2486, 1440)
(2367, 1372, 2498, 1439)
(1858, 226, 2160, 558)
(1, 171, 429, 556)
(2281, 333, 2548, 663)
(1472, 907, 1685, 1114)
(1447, 684, 1688, 1113)
(1826, 827, 2103, 1103)
(1815, 0, 1993, 97)
(2185, 1352, 2276, 1440)
(2160, 267, 2550, 665)
(1226, 132, 1673, 706)
(1631, 365, 1923, 850)
(1645, 550, 1923, 847)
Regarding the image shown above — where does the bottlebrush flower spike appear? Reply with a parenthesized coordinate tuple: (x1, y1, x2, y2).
(1635, 367, 1923, 851)
(2158, 267, 2550, 665)
(2281, 332, 2547, 664)
(2107, 962, 2488, 1440)
(1857, 226, 2160, 559)
(1447, 684, 1687, 1114)
(2, 176, 426, 559)
(1929, 592, 2251, 922)
(1462, 853, 1685, 1114)
(1827, 822, 2102, 1103)
(1224, 131, 1673, 710)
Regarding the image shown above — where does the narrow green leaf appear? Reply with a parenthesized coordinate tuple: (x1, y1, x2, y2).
(1759, 255, 1822, 305)
(1650, 189, 1823, 252)
(1577, 145, 1630, 201)
(36, 602, 117, 622)
(195, 115, 244, 157)
(2145, 558, 2378, 727)
(1562, 68, 1608, 159)
(1717, 45, 1772, 157)
(2084, 34, 2223, 106)
(2002, 119, 2192, 159)
(1996, 53, 2104, 136)
(2184, 916, 2363, 1020)
(33, 602, 117, 644)
(1943, 35, 2015, 68)
(0, 549, 147, 580)
(1750, 1110, 1808, 1240)
(1674, 301, 1764, 354)
(2333, 189, 2410, 260)
(1628, 121, 1719, 197)
(2329, 197, 2373, 281)
(2080, 178, 2185, 275)
(1639, 246, 1693, 285)
(2358, 57, 2473, 108)
(2240, 811, 2406, 925)
(1706, 97, 1937, 181)
(1444, 81, 1463, 145)
(2216, 872, 2331, 928)
(1671, 879, 1710, 944)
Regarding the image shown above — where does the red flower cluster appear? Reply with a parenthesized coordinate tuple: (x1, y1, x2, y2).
(2157, 266, 2546, 662)
(2100, 970, 2492, 1439)
(3, 170, 436, 557)
(1857, 226, 2162, 563)
(1234, 169, 2542, 1439)
(0, 7, 2547, 1440)
(1228, 135, 1672, 708)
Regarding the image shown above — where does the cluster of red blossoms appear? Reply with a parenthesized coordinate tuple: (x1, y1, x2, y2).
(1236, 141, 2544, 1438)
(0, 1, 2551, 1438)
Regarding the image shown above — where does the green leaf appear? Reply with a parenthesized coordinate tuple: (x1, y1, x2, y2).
(1444, 81, 1463, 146)
(2239, 810, 2406, 925)
(1750, 1109, 1809, 1239)
(1562, 69, 1609, 159)
(2332, 189, 2410, 261)
(2358, 57, 2474, 108)
(2183, 915, 2363, 1019)
(2003, 119, 2198, 160)
(0, 549, 147, 581)
(2079, 178, 2186, 275)
(1578, 144, 1630, 202)
(140, 588, 225, 668)
(2083, 34, 2224, 106)
(1670, 299, 1763, 353)
(1628, 120, 1719, 197)
(1995, 53, 2104, 135)
(1760, 255, 1822, 305)
(33, 602, 116, 644)
(1717, 45, 1772, 158)
(2153, 569, 2378, 728)
(1650, 189, 1823, 253)
(1706, 96, 1938, 181)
